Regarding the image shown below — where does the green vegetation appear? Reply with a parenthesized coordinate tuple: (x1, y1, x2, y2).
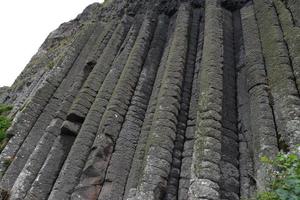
(0, 104, 12, 115)
(258, 148, 300, 200)
(0, 104, 12, 151)
(0, 116, 11, 142)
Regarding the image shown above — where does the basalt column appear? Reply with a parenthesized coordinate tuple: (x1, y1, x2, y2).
(0, 0, 299, 200)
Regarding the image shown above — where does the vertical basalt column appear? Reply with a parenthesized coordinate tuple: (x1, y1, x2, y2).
(8, 21, 110, 199)
(273, 0, 300, 108)
(54, 22, 108, 99)
(3, 1, 300, 200)
(0, 23, 95, 175)
(0, 22, 96, 186)
(97, 14, 169, 200)
(11, 83, 80, 200)
(220, 8, 239, 200)
(131, 3, 191, 199)
(0, 22, 107, 196)
(60, 21, 118, 135)
(241, 2, 279, 193)
(188, 0, 224, 199)
(178, 10, 204, 200)
(24, 135, 75, 200)
(71, 12, 158, 200)
(253, 0, 300, 148)
(164, 7, 201, 200)
(0, 96, 60, 190)
(236, 4, 255, 199)
(85, 22, 118, 67)
(23, 19, 134, 199)
(48, 19, 142, 200)
(67, 16, 133, 123)
(25, 82, 95, 200)
(124, 14, 176, 199)
(26, 20, 135, 199)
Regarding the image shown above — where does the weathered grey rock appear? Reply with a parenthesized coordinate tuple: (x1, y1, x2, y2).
(72, 11, 158, 199)
(1, 0, 299, 200)
(240, 2, 279, 194)
(48, 17, 142, 200)
(0, 22, 96, 186)
(0, 87, 9, 103)
(132, 3, 191, 199)
(189, 0, 224, 199)
(124, 13, 177, 199)
(253, 0, 300, 148)
(97, 14, 169, 200)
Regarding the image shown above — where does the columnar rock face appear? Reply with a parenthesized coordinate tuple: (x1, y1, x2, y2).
(0, 0, 299, 199)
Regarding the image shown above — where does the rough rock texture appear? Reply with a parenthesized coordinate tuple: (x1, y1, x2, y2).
(0, 0, 299, 199)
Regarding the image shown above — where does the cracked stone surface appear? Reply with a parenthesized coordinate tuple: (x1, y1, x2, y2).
(0, 0, 299, 199)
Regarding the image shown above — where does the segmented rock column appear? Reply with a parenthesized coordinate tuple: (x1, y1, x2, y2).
(188, 0, 224, 199)
(0, 0, 299, 200)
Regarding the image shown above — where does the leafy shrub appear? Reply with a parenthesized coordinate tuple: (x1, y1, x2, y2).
(259, 147, 300, 200)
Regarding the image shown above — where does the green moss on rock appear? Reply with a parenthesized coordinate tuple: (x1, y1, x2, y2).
(0, 104, 12, 151)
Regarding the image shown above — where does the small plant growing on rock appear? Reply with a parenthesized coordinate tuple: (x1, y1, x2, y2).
(0, 116, 10, 142)
(0, 104, 12, 152)
(258, 147, 300, 200)
(0, 104, 12, 115)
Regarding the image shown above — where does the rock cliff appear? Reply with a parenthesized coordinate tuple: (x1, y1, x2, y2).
(0, 0, 299, 199)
